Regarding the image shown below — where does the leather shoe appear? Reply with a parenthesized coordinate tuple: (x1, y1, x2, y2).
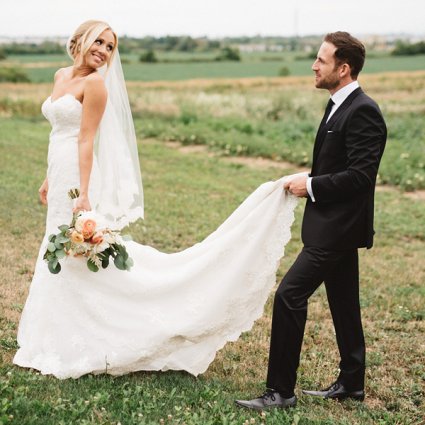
(235, 390, 297, 410)
(302, 381, 364, 401)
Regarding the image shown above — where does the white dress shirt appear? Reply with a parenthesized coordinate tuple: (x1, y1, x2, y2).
(306, 81, 360, 202)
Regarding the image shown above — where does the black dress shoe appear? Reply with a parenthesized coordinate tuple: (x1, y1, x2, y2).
(235, 390, 297, 411)
(302, 381, 365, 401)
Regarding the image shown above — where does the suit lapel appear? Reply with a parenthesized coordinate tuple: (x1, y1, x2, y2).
(312, 87, 363, 168)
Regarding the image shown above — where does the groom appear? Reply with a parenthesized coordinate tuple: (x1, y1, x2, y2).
(236, 32, 387, 410)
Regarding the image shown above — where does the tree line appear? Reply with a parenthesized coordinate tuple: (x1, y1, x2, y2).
(0, 35, 319, 56)
(391, 40, 425, 56)
(0, 36, 423, 58)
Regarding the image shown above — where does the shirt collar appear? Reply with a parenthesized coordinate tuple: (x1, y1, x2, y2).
(330, 80, 360, 108)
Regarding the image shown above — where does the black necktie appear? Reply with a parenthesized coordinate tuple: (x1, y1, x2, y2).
(321, 98, 335, 127)
(313, 98, 335, 160)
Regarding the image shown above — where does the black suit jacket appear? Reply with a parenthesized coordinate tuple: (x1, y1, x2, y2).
(301, 87, 387, 250)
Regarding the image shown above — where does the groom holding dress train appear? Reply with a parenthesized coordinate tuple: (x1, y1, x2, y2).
(236, 32, 387, 410)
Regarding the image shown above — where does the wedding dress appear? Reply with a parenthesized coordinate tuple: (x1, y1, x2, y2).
(13, 94, 298, 379)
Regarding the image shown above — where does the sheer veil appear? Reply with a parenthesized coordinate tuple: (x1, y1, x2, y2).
(95, 49, 144, 229)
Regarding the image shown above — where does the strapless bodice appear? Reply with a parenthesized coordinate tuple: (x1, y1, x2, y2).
(41, 94, 101, 235)
(42, 94, 82, 140)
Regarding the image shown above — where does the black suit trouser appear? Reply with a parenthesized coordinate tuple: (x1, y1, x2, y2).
(266, 246, 365, 396)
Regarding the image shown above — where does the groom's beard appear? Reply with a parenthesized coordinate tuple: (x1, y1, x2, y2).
(315, 72, 341, 91)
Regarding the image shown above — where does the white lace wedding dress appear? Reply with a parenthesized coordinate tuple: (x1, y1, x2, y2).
(13, 94, 298, 379)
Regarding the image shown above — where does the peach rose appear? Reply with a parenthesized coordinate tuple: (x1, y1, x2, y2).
(81, 219, 96, 240)
(70, 230, 84, 244)
(91, 232, 104, 245)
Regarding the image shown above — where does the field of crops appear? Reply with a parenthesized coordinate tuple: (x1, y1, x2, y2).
(2, 52, 425, 82)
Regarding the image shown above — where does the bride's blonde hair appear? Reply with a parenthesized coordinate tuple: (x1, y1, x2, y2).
(67, 20, 118, 67)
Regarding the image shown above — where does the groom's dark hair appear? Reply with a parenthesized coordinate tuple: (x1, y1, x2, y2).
(325, 31, 366, 78)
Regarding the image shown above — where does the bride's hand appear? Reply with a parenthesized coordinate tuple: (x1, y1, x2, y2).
(38, 178, 48, 205)
(73, 194, 91, 213)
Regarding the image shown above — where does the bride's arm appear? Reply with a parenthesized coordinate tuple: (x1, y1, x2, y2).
(38, 177, 48, 205)
(74, 74, 107, 213)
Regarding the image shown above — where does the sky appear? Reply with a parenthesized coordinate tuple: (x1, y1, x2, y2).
(1, 0, 424, 38)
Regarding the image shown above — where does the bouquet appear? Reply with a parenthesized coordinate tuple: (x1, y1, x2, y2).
(43, 188, 133, 274)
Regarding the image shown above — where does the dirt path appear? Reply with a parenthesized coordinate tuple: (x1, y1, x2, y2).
(162, 140, 425, 201)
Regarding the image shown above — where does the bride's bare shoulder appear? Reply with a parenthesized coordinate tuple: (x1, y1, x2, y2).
(85, 72, 105, 89)
(53, 66, 72, 82)
(83, 72, 107, 100)
(85, 71, 105, 84)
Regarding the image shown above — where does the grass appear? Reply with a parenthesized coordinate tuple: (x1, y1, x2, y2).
(3, 70, 424, 190)
(0, 91, 424, 424)
(3, 52, 425, 83)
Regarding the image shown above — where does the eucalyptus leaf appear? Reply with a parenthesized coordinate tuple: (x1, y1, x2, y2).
(114, 255, 126, 270)
(47, 242, 56, 253)
(48, 260, 61, 274)
(117, 245, 129, 260)
(48, 234, 56, 242)
(125, 257, 134, 269)
(87, 259, 99, 272)
(45, 253, 55, 262)
(123, 250, 129, 261)
(54, 240, 63, 250)
(58, 224, 69, 232)
(101, 257, 110, 269)
(57, 235, 69, 244)
(55, 249, 66, 259)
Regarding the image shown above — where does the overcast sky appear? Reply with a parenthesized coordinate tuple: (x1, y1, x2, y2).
(1, 0, 424, 38)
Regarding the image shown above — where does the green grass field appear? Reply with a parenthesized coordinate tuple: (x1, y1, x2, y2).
(0, 74, 424, 424)
(3, 52, 425, 82)
(3, 71, 424, 190)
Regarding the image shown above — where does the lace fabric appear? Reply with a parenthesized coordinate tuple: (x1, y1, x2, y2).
(13, 96, 298, 379)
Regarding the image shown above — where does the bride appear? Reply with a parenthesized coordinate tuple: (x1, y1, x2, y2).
(13, 20, 299, 379)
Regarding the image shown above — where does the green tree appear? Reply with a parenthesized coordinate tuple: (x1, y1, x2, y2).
(392, 40, 425, 56)
(175, 36, 198, 52)
(139, 50, 158, 63)
(3, 41, 63, 55)
(215, 46, 241, 61)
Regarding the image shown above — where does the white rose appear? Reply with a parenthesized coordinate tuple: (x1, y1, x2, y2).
(92, 241, 109, 254)
(103, 233, 116, 244)
(75, 216, 84, 232)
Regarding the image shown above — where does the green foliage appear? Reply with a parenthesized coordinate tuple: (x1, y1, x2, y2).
(0, 49, 6, 61)
(12, 52, 425, 83)
(215, 46, 241, 61)
(0, 67, 30, 83)
(392, 40, 425, 56)
(43, 222, 133, 274)
(47, 259, 61, 274)
(43, 228, 69, 274)
(117, 35, 221, 54)
(139, 49, 158, 63)
(278, 66, 291, 76)
(0, 98, 40, 117)
(87, 259, 99, 272)
(3, 41, 63, 55)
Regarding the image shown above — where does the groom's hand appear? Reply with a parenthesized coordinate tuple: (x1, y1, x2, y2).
(284, 175, 308, 197)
